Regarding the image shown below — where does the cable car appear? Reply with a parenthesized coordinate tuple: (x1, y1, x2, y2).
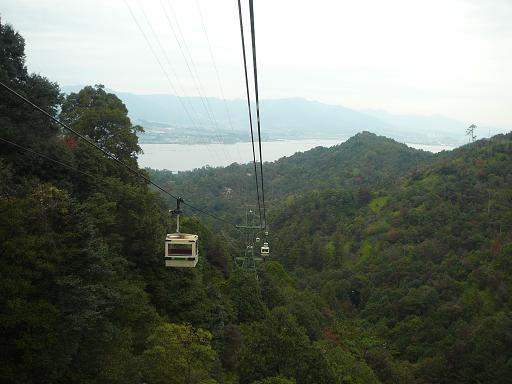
(261, 242, 269, 257)
(165, 233, 198, 267)
(165, 197, 198, 268)
(256, 237, 261, 242)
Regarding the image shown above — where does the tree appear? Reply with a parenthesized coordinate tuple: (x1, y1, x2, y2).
(59, 85, 143, 164)
(0, 184, 158, 383)
(315, 341, 381, 384)
(228, 270, 266, 323)
(0, 21, 63, 172)
(237, 307, 310, 384)
(466, 124, 477, 143)
(251, 377, 296, 384)
(142, 323, 217, 384)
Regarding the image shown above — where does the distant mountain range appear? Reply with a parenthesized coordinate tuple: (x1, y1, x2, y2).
(62, 86, 505, 145)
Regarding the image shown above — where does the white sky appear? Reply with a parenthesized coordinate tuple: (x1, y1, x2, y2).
(1, 0, 511, 127)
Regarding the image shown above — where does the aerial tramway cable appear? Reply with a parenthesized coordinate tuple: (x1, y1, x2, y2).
(0, 136, 95, 179)
(158, 0, 230, 162)
(248, 0, 267, 228)
(194, 0, 243, 160)
(237, 0, 263, 228)
(124, 0, 225, 164)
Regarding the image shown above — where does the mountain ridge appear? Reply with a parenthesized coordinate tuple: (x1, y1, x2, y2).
(62, 85, 478, 145)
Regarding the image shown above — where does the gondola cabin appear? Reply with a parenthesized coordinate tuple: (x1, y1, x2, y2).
(165, 233, 198, 268)
(256, 237, 261, 242)
(261, 242, 270, 257)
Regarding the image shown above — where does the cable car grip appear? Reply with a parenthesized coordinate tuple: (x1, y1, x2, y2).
(170, 197, 184, 233)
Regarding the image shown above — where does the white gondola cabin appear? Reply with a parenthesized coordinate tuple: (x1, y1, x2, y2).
(165, 233, 198, 268)
(256, 237, 261, 242)
(261, 242, 270, 256)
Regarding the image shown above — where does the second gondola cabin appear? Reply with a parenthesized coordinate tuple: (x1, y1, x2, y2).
(165, 233, 198, 268)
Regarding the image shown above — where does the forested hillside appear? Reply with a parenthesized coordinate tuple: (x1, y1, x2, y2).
(149, 132, 437, 227)
(1, 20, 512, 384)
(269, 134, 512, 382)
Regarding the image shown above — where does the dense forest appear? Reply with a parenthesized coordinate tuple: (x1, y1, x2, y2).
(1, 21, 512, 384)
(148, 131, 439, 228)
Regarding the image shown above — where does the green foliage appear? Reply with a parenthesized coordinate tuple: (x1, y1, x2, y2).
(268, 134, 512, 382)
(251, 376, 296, 384)
(0, 185, 158, 383)
(148, 132, 436, 230)
(60, 85, 143, 165)
(369, 196, 388, 213)
(141, 323, 217, 384)
(315, 341, 381, 384)
(228, 270, 267, 323)
(0, 22, 63, 181)
(237, 307, 310, 384)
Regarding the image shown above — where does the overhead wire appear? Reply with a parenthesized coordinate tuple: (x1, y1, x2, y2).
(0, 80, 239, 230)
(0, 135, 237, 228)
(194, 0, 242, 160)
(160, 0, 230, 161)
(123, 0, 196, 130)
(248, 0, 267, 228)
(123, 0, 223, 164)
(134, 0, 203, 125)
(0, 136, 95, 179)
(236, 0, 262, 228)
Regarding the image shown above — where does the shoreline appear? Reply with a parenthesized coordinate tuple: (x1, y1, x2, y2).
(138, 138, 456, 172)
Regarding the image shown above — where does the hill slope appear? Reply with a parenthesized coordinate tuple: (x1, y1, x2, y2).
(149, 132, 437, 227)
(269, 133, 512, 382)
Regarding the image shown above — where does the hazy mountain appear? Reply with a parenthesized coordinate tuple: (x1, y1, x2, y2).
(62, 86, 480, 145)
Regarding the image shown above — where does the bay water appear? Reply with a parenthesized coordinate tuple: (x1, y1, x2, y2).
(138, 139, 454, 171)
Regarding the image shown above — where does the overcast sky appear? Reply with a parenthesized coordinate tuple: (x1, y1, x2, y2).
(2, 0, 511, 128)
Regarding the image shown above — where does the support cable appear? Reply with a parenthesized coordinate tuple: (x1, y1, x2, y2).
(123, 0, 197, 131)
(0, 136, 95, 179)
(248, 0, 267, 228)
(160, 0, 229, 161)
(194, 0, 242, 159)
(236, 0, 262, 228)
(124, 0, 222, 164)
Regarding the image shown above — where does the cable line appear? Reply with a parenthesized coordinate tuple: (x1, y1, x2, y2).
(237, 0, 262, 228)
(0, 136, 95, 179)
(135, 0, 203, 125)
(160, 0, 230, 161)
(123, 0, 194, 129)
(0, 135, 237, 229)
(194, 0, 242, 159)
(0, 80, 238, 230)
(248, 0, 267, 228)
(124, 0, 223, 164)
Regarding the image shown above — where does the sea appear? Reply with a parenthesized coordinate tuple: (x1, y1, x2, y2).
(138, 139, 454, 171)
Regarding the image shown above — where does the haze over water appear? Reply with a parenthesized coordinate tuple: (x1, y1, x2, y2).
(139, 139, 454, 171)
